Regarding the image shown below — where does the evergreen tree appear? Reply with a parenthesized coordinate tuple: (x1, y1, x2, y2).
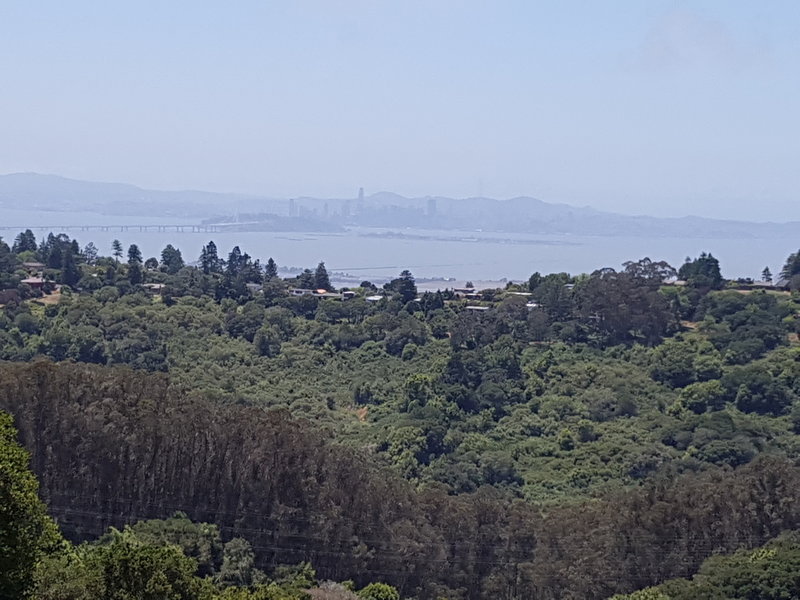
(265, 257, 278, 280)
(160, 244, 184, 274)
(128, 262, 143, 285)
(207, 241, 220, 272)
(38, 234, 54, 263)
(314, 261, 331, 290)
(39, 233, 72, 270)
(241, 257, 262, 284)
(298, 269, 315, 289)
(60, 249, 81, 287)
(385, 270, 417, 303)
(11, 230, 37, 254)
(762, 266, 773, 284)
(127, 244, 142, 265)
(780, 250, 800, 282)
(199, 246, 209, 274)
(0, 238, 18, 289)
(82, 242, 98, 266)
(200, 241, 221, 275)
(46, 242, 63, 270)
(226, 246, 244, 276)
(112, 239, 123, 263)
(677, 252, 723, 289)
(527, 272, 543, 292)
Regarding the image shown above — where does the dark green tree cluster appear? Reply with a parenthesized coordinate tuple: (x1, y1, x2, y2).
(2, 234, 800, 597)
(611, 532, 800, 600)
(1, 412, 396, 599)
(781, 248, 800, 290)
(0, 238, 798, 499)
(678, 252, 724, 290)
(0, 237, 19, 291)
(5, 362, 800, 599)
(0, 410, 60, 599)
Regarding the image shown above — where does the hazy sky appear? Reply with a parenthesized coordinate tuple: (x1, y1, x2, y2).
(1, 1, 798, 220)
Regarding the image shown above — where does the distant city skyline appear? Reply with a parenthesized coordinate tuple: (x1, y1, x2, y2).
(1, 1, 798, 221)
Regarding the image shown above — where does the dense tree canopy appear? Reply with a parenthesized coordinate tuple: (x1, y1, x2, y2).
(0, 411, 59, 600)
(1, 231, 799, 598)
(315, 261, 332, 290)
(678, 252, 723, 289)
(12, 230, 37, 254)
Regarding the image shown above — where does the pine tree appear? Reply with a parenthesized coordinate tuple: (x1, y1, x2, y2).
(677, 253, 723, 289)
(160, 245, 184, 274)
(200, 241, 221, 275)
(314, 262, 331, 291)
(60, 249, 81, 287)
(265, 257, 278, 280)
(128, 262, 143, 285)
(127, 244, 142, 265)
(112, 240, 123, 263)
(46, 243, 63, 270)
(386, 269, 417, 303)
(11, 230, 37, 254)
(762, 266, 773, 284)
(226, 246, 243, 276)
(298, 269, 315, 289)
(781, 250, 800, 281)
(82, 242, 99, 266)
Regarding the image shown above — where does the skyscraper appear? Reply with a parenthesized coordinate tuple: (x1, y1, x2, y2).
(357, 187, 365, 214)
(426, 196, 437, 217)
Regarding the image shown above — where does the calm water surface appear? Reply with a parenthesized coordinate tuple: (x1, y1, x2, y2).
(0, 207, 795, 283)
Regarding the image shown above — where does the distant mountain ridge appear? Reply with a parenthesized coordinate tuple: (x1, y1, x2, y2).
(1, 172, 797, 239)
(0, 172, 280, 218)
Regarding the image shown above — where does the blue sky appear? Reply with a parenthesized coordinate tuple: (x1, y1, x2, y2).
(1, 1, 798, 220)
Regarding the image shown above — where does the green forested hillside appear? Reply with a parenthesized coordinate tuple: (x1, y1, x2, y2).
(1, 409, 400, 599)
(611, 532, 800, 599)
(2, 230, 800, 598)
(6, 361, 800, 600)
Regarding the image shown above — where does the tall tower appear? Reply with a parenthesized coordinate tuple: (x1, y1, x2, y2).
(357, 187, 365, 214)
(427, 196, 437, 217)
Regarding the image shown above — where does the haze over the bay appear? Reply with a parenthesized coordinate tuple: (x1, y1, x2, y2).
(1, 1, 799, 221)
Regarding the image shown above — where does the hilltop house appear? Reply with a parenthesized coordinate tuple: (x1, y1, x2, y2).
(21, 277, 45, 291)
(21, 262, 45, 275)
(142, 283, 165, 295)
(288, 288, 355, 300)
(289, 288, 315, 296)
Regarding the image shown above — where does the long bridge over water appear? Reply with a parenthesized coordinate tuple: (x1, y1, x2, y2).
(0, 224, 223, 233)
